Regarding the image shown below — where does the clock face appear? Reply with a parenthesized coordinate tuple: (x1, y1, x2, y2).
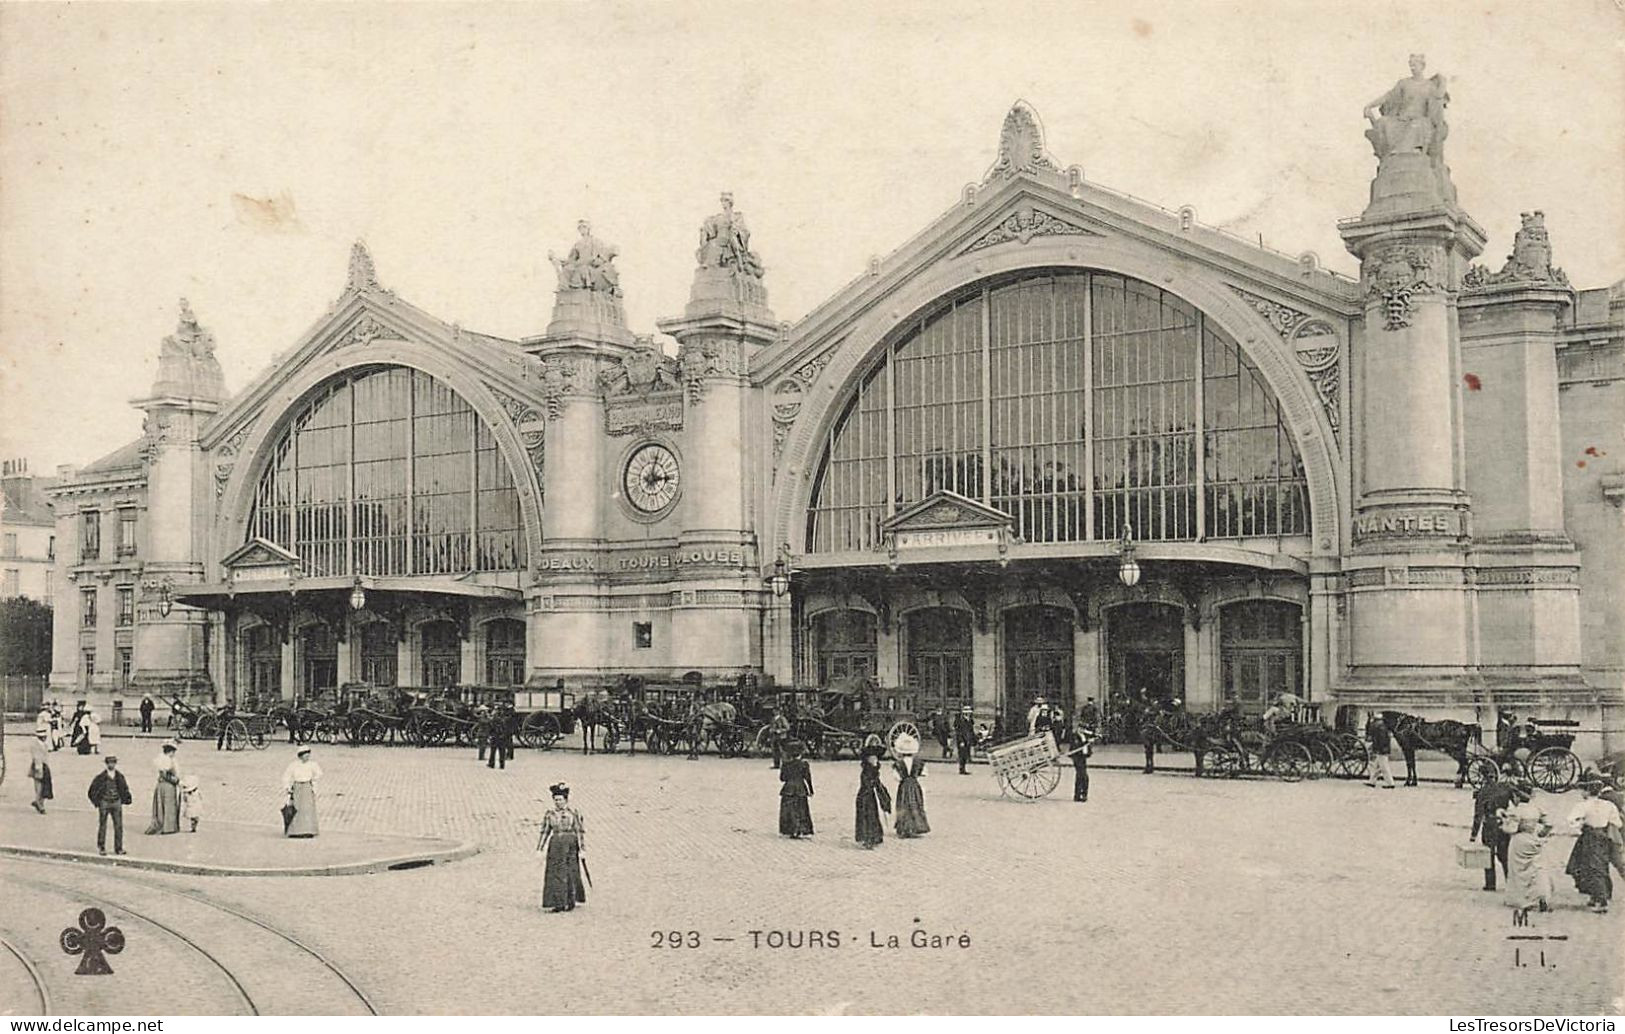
(623, 443, 680, 515)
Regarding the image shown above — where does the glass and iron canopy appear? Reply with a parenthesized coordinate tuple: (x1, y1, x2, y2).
(248, 366, 527, 577)
(807, 270, 1310, 553)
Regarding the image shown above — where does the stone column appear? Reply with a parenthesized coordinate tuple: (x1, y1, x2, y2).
(1073, 625, 1101, 710)
(279, 637, 295, 702)
(874, 612, 900, 687)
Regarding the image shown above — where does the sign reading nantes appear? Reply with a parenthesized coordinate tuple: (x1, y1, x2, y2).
(1353, 508, 1464, 541)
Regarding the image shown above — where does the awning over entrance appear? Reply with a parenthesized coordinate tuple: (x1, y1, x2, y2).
(172, 574, 522, 611)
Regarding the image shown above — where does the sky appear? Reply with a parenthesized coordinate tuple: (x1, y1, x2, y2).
(2, 0, 1621, 475)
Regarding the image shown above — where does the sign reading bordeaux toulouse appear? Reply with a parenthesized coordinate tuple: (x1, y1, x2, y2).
(537, 548, 748, 572)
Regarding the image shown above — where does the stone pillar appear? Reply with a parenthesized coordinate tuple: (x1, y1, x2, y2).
(971, 618, 998, 716)
(131, 301, 224, 702)
(1182, 619, 1201, 706)
(1073, 625, 1101, 709)
(874, 613, 900, 687)
(335, 622, 353, 687)
(279, 637, 295, 702)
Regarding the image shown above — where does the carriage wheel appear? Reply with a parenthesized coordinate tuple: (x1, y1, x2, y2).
(247, 719, 269, 750)
(360, 718, 387, 745)
(1008, 764, 1061, 800)
(196, 715, 217, 741)
(994, 770, 1012, 797)
(717, 727, 746, 758)
(1528, 747, 1582, 793)
(1465, 757, 1500, 789)
(226, 718, 249, 751)
(1334, 739, 1370, 779)
(314, 722, 336, 745)
(887, 720, 921, 752)
(528, 713, 562, 750)
(753, 724, 775, 758)
(1263, 742, 1312, 782)
(1306, 739, 1336, 778)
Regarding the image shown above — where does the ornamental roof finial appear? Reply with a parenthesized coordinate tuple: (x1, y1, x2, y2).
(985, 100, 1059, 182)
(347, 239, 380, 293)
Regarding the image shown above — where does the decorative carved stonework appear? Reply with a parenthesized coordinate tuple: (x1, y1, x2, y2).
(985, 101, 1059, 181)
(347, 240, 380, 293)
(140, 412, 173, 462)
(963, 205, 1099, 253)
(678, 339, 748, 403)
(334, 314, 395, 350)
(534, 356, 590, 418)
(1226, 286, 1342, 438)
(1463, 211, 1571, 292)
(212, 421, 254, 499)
(487, 386, 546, 482)
(1361, 244, 1445, 330)
(599, 343, 682, 398)
(770, 347, 842, 465)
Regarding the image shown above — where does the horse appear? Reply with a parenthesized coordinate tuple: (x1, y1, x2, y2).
(573, 693, 620, 754)
(686, 701, 739, 758)
(1382, 711, 1482, 787)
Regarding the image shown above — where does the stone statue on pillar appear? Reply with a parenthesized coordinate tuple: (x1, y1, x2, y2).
(1464, 211, 1571, 291)
(696, 192, 764, 279)
(542, 219, 632, 344)
(549, 220, 622, 296)
(1361, 54, 1458, 216)
(150, 299, 225, 402)
(685, 192, 772, 319)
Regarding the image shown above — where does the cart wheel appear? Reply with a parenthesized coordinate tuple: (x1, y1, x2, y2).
(887, 720, 921, 752)
(1528, 747, 1582, 793)
(197, 715, 217, 741)
(1008, 764, 1061, 800)
(994, 770, 1012, 797)
(248, 720, 269, 750)
(717, 727, 745, 758)
(315, 723, 336, 745)
(226, 719, 249, 751)
(1465, 757, 1500, 789)
(753, 724, 775, 758)
(1306, 740, 1335, 778)
(1204, 750, 1240, 778)
(360, 718, 386, 745)
(1334, 739, 1370, 779)
(1263, 742, 1311, 782)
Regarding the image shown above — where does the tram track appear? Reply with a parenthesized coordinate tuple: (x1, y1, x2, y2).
(0, 933, 52, 1015)
(3, 857, 377, 1015)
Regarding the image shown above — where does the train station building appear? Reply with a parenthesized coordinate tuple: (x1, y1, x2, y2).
(46, 80, 1624, 749)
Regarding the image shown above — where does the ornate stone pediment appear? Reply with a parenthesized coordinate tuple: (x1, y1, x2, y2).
(221, 538, 301, 584)
(880, 491, 1016, 568)
(599, 343, 682, 398)
(961, 204, 1100, 254)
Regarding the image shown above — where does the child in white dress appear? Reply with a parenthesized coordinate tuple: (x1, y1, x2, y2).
(179, 772, 204, 833)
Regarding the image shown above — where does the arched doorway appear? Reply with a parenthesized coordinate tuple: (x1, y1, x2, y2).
(298, 624, 338, 698)
(1003, 605, 1074, 731)
(906, 608, 972, 715)
(420, 620, 462, 688)
(1219, 599, 1302, 715)
(485, 619, 526, 686)
(811, 610, 876, 683)
(359, 620, 398, 687)
(1107, 602, 1184, 709)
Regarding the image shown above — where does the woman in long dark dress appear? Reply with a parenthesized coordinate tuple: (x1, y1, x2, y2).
(1566, 779, 1622, 913)
(779, 740, 815, 837)
(855, 743, 891, 848)
(537, 782, 587, 912)
(891, 733, 930, 838)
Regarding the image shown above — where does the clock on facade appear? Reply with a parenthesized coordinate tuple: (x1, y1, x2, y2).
(623, 443, 681, 515)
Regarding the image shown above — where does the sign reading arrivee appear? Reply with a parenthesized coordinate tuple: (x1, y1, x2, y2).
(231, 564, 292, 583)
(893, 527, 1001, 550)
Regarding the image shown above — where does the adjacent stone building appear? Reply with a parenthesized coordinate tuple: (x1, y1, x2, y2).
(46, 73, 1624, 751)
(1, 459, 57, 603)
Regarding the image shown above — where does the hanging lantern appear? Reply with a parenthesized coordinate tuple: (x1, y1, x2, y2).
(1117, 525, 1141, 588)
(349, 578, 367, 612)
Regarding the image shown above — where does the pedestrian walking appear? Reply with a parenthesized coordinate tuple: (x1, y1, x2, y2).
(282, 745, 323, 838)
(1502, 788, 1553, 916)
(179, 772, 204, 833)
(854, 743, 891, 849)
(475, 704, 492, 762)
(86, 755, 133, 856)
(86, 710, 102, 755)
(1599, 776, 1625, 878)
(48, 704, 66, 751)
(1565, 779, 1622, 913)
(953, 706, 975, 775)
(932, 709, 952, 759)
(145, 740, 182, 835)
(778, 740, 815, 838)
(1364, 713, 1396, 789)
(28, 728, 52, 813)
(891, 733, 930, 838)
(769, 709, 791, 769)
(1470, 774, 1525, 891)
(1067, 724, 1093, 803)
(70, 701, 91, 753)
(139, 694, 155, 733)
(536, 782, 587, 912)
(215, 699, 237, 751)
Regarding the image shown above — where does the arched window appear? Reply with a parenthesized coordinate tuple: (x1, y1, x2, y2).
(1219, 599, 1302, 713)
(812, 610, 876, 684)
(248, 366, 526, 576)
(807, 271, 1309, 551)
(485, 619, 526, 686)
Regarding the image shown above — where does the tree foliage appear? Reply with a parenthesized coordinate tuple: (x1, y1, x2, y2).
(0, 597, 53, 675)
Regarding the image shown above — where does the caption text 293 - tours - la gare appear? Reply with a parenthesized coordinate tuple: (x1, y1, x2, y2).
(650, 927, 972, 950)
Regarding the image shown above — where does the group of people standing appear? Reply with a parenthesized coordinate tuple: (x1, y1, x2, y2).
(1475, 772, 1624, 915)
(777, 733, 930, 849)
(33, 702, 103, 755)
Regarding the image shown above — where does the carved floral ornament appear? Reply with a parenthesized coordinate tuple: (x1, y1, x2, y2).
(770, 348, 838, 463)
(985, 102, 1060, 181)
(679, 339, 748, 403)
(1225, 285, 1342, 438)
(212, 421, 255, 499)
(486, 386, 546, 479)
(1360, 244, 1445, 331)
(962, 205, 1100, 254)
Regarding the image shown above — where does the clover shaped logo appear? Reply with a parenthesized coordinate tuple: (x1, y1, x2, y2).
(61, 907, 124, 975)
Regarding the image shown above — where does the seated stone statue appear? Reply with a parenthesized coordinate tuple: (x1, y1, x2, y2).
(1364, 53, 1449, 162)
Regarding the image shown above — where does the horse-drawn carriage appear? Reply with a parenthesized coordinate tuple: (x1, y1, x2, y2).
(1140, 705, 1368, 781)
(165, 696, 273, 750)
(1463, 716, 1585, 793)
(763, 678, 923, 761)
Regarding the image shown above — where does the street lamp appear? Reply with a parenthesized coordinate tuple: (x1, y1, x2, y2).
(349, 577, 367, 612)
(768, 555, 792, 598)
(1116, 525, 1141, 588)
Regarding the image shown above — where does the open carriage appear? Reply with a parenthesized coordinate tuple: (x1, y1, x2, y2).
(767, 677, 923, 760)
(1464, 717, 1584, 793)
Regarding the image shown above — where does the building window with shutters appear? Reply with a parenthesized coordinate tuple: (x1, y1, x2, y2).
(116, 586, 134, 626)
(118, 648, 133, 687)
(2, 569, 18, 596)
(81, 587, 97, 628)
(81, 511, 101, 560)
(83, 649, 96, 682)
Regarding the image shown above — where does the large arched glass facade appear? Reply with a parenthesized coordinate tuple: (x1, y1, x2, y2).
(248, 366, 526, 576)
(807, 271, 1309, 551)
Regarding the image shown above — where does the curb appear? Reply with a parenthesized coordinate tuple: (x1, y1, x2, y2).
(0, 835, 479, 878)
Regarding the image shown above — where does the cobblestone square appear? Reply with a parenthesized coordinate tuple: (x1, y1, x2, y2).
(2, 735, 1620, 1015)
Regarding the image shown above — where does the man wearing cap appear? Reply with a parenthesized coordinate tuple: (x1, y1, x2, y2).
(86, 755, 133, 856)
(28, 728, 52, 813)
(282, 746, 323, 837)
(953, 706, 975, 775)
(1065, 722, 1094, 803)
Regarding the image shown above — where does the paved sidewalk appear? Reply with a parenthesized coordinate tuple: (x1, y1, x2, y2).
(0, 801, 473, 876)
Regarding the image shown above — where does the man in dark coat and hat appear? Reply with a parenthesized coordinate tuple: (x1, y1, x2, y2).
(953, 706, 975, 775)
(87, 755, 133, 855)
(1471, 773, 1528, 891)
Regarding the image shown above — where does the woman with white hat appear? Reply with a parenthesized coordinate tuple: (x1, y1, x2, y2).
(282, 745, 323, 838)
(891, 732, 930, 838)
(145, 739, 182, 835)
